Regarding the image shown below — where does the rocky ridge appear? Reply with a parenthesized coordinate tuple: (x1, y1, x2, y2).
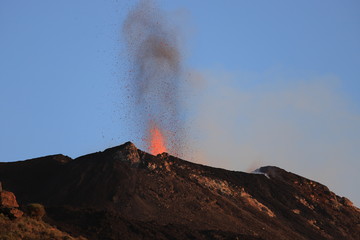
(0, 142, 359, 240)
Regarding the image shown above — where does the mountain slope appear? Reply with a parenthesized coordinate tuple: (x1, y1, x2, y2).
(0, 213, 87, 240)
(0, 142, 359, 240)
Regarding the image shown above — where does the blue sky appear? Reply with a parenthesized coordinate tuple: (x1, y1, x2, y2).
(1, 1, 359, 205)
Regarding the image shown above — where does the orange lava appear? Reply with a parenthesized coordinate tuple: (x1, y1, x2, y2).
(149, 123, 167, 155)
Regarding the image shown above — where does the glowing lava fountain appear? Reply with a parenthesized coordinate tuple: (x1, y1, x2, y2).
(148, 122, 167, 155)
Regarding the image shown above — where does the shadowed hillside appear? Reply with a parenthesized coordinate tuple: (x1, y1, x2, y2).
(0, 142, 359, 240)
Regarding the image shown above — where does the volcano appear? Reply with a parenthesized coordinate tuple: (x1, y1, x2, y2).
(0, 142, 359, 240)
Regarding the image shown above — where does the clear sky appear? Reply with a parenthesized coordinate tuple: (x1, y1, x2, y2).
(1, 1, 359, 206)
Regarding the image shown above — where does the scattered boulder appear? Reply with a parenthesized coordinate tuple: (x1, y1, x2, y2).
(0, 191, 19, 208)
(8, 208, 24, 218)
(0, 189, 23, 219)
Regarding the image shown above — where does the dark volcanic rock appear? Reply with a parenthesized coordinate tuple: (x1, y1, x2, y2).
(0, 142, 359, 240)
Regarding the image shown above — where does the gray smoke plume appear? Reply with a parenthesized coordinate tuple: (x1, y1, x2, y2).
(122, 0, 184, 155)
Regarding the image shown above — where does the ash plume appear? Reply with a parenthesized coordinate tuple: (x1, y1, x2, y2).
(122, 0, 184, 155)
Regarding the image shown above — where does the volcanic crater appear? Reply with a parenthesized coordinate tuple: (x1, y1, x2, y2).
(0, 142, 359, 240)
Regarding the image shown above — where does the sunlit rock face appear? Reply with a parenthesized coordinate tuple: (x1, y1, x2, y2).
(0, 191, 19, 208)
(0, 190, 23, 219)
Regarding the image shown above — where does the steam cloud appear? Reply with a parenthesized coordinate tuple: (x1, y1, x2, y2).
(123, 0, 185, 155)
(186, 70, 360, 206)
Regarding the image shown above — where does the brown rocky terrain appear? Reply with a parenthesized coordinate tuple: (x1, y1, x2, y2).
(0, 142, 359, 240)
(0, 188, 85, 240)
